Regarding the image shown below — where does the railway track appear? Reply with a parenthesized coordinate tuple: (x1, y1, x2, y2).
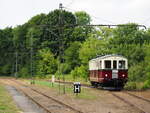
(9, 79, 84, 113)
(110, 91, 150, 113)
(6, 78, 150, 113)
(124, 91, 150, 103)
(49, 79, 150, 113)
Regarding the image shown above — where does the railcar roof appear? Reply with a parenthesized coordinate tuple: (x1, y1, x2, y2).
(90, 54, 127, 61)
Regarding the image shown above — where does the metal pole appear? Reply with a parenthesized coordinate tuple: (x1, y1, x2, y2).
(58, 3, 62, 94)
(60, 3, 65, 94)
(15, 52, 18, 78)
(58, 3, 65, 94)
(30, 31, 34, 84)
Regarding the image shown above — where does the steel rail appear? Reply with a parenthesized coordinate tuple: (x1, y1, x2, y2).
(6, 79, 52, 113)
(124, 91, 150, 103)
(11, 79, 84, 113)
(53, 79, 147, 113)
(110, 92, 146, 113)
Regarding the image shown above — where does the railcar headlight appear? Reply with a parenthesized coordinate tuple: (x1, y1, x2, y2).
(105, 74, 108, 77)
(122, 74, 125, 77)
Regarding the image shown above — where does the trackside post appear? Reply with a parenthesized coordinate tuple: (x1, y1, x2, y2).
(52, 75, 55, 87)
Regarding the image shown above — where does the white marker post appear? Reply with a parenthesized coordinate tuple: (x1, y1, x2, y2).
(52, 75, 55, 87)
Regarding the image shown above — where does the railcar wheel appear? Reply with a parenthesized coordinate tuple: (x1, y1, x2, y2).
(91, 82, 98, 88)
(91, 82, 95, 86)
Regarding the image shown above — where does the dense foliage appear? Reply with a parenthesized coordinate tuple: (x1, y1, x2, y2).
(0, 9, 150, 89)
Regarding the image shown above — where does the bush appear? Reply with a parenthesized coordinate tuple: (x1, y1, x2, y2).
(125, 81, 149, 90)
(36, 49, 57, 75)
(18, 67, 30, 78)
(1, 64, 11, 75)
(142, 80, 150, 89)
(70, 65, 88, 81)
(70, 67, 78, 80)
(45, 74, 52, 79)
(124, 82, 137, 90)
(128, 62, 146, 82)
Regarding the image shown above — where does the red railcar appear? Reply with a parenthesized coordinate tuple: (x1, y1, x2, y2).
(89, 54, 128, 88)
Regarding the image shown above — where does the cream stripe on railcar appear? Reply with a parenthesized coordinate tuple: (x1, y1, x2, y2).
(89, 55, 128, 70)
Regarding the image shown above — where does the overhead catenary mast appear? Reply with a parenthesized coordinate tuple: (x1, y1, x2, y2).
(58, 3, 66, 94)
(15, 51, 18, 78)
(30, 30, 34, 84)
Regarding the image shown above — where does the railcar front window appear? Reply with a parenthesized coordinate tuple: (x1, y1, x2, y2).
(113, 60, 117, 69)
(119, 60, 125, 69)
(105, 60, 111, 69)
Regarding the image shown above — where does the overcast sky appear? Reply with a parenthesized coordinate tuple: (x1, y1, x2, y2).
(0, 0, 150, 29)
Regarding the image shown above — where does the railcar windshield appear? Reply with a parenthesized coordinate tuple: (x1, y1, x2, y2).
(118, 60, 125, 69)
(105, 60, 111, 69)
(113, 60, 117, 69)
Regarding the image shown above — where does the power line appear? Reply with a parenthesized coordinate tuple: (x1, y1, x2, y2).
(65, 0, 75, 8)
(63, 6, 116, 24)
(91, 15, 116, 24)
(142, 17, 150, 25)
(44, 23, 146, 29)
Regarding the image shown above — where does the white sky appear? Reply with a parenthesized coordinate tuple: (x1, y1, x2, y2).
(0, 0, 150, 29)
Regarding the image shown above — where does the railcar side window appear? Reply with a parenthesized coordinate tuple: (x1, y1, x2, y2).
(105, 60, 111, 69)
(99, 61, 102, 69)
(113, 60, 117, 69)
(119, 60, 125, 69)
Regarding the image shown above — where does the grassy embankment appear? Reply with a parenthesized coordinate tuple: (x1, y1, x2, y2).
(24, 79, 97, 100)
(21, 73, 150, 91)
(124, 81, 150, 90)
(35, 74, 90, 84)
(0, 84, 21, 113)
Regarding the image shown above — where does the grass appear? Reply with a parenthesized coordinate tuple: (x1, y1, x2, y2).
(26, 80, 97, 100)
(0, 84, 20, 113)
(35, 74, 91, 85)
(124, 81, 150, 90)
(58, 74, 90, 84)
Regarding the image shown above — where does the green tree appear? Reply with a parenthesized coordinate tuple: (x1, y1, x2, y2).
(41, 9, 76, 55)
(72, 11, 92, 42)
(111, 44, 145, 67)
(75, 11, 91, 25)
(109, 23, 147, 46)
(71, 65, 88, 81)
(0, 27, 14, 76)
(64, 41, 81, 72)
(26, 13, 46, 49)
(128, 62, 146, 82)
(36, 49, 57, 75)
(79, 37, 110, 65)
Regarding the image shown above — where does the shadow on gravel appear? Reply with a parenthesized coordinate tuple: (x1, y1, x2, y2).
(101, 87, 123, 91)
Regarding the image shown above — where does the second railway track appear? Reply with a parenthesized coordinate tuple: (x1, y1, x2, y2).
(54, 79, 150, 113)
(110, 91, 150, 113)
